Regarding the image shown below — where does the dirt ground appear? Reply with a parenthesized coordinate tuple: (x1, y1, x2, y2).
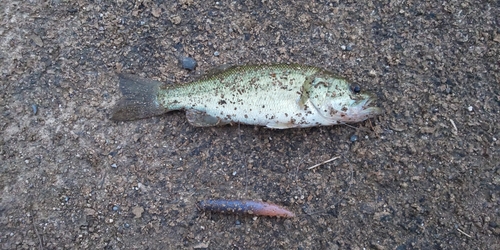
(1, 0, 499, 249)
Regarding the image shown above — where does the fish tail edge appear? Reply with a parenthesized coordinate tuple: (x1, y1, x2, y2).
(110, 73, 167, 121)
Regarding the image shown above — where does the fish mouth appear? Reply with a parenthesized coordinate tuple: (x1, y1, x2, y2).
(351, 95, 382, 117)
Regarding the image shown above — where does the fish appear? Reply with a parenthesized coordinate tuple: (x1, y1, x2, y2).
(198, 199, 295, 218)
(110, 64, 381, 128)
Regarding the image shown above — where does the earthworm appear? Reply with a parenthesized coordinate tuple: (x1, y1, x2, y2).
(198, 199, 295, 218)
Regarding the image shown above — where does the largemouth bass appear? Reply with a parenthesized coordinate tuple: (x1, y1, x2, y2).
(111, 64, 381, 128)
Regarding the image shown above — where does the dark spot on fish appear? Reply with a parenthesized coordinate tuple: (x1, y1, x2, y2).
(341, 107, 348, 112)
(262, 105, 265, 108)
(316, 81, 330, 87)
(218, 100, 227, 105)
(244, 114, 248, 118)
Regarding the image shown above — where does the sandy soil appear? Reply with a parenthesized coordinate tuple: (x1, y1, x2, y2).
(1, 0, 499, 249)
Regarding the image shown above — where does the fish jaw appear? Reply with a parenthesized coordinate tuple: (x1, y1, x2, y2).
(341, 96, 382, 123)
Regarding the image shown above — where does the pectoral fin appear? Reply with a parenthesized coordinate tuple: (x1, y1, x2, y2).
(298, 75, 314, 108)
(185, 110, 229, 127)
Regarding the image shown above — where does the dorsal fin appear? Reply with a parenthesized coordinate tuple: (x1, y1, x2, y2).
(203, 64, 234, 76)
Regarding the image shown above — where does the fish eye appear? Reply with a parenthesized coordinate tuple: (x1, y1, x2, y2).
(351, 84, 361, 93)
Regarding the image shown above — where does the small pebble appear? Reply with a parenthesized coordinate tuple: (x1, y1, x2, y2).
(180, 57, 197, 70)
(214, 51, 220, 56)
(124, 223, 130, 228)
(111, 163, 117, 168)
(173, 43, 183, 51)
(32, 104, 38, 115)
(341, 45, 353, 51)
(112, 205, 119, 211)
(467, 106, 473, 112)
(350, 134, 358, 142)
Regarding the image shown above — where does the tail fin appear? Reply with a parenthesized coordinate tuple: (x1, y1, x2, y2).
(110, 73, 167, 121)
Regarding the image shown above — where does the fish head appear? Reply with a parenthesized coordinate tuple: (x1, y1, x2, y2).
(309, 77, 382, 124)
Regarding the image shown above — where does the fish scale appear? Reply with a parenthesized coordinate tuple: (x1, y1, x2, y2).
(111, 64, 381, 128)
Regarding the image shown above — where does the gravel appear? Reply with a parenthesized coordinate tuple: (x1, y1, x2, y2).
(0, 1, 498, 249)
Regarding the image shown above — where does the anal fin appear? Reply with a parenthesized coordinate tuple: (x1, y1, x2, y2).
(185, 110, 229, 127)
(266, 121, 297, 129)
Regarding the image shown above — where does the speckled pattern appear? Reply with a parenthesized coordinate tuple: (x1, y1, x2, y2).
(115, 64, 380, 128)
(1, 0, 499, 249)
